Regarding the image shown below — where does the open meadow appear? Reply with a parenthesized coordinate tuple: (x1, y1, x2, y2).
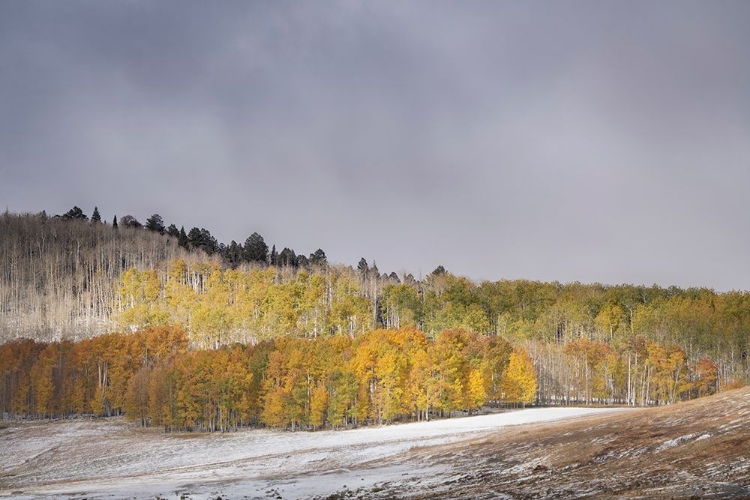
(3, 388, 750, 499)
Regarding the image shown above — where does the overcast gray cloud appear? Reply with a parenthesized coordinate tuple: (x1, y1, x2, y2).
(1, 0, 749, 290)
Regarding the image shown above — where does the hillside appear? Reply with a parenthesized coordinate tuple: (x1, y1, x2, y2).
(2, 210, 749, 422)
(1, 388, 749, 498)
(374, 386, 750, 499)
(0, 212, 201, 341)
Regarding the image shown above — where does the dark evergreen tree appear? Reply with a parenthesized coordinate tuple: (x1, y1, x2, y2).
(358, 258, 369, 276)
(178, 226, 188, 249)
(309, 249, 327, 266)
(388, 271, 401, 283)
(243, 232, 268, 263)
(145, 214, 166, 234)
(166, 224, 180, 238)
(226, 240, 243, 267)
(431, 265, 446, 276)
(278, 247, 297, 267)
(112, 215, 118, 229)
(296, 254, 309, 268)
(270, 245, 278, 266)
(199, 228, 218, 254)
(61, 206, 88, 220)
(186, 227, 217, 254)
(187, 227, 203, 250)
(91, 206, 101, 223)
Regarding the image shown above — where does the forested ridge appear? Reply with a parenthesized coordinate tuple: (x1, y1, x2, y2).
(1, 208, 749, 429)
(0, 208, 325, 341)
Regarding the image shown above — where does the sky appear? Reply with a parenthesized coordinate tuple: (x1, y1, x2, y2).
(1, 1, 749, 291)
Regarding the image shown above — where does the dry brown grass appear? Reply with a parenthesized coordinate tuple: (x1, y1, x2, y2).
(358, 388, 750, 499)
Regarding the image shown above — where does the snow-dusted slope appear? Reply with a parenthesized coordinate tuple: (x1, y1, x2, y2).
(1, 407, 623, 499)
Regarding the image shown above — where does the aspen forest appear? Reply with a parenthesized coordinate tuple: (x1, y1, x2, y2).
(1, 210, 749, 430)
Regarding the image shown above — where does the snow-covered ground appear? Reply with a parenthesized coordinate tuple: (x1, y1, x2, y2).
(1, 407, 626, 499)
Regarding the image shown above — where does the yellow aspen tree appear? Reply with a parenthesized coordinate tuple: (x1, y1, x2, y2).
(309, 381, 329, 429)
(261, 386, 286, 428)
(501, 348, 537, 407)
(468, 368, 486, 411)
(431, 329, 474, 412)
(165, 259, 194, 330)
(408, 347, 434, 421)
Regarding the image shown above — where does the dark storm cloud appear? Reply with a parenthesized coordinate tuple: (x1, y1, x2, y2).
(1, 0, 749, 290)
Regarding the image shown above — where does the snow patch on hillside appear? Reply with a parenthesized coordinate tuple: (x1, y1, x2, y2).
(1, 407, 626, 499)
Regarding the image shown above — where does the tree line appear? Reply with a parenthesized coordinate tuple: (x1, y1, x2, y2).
(55, 205, 328, 269)
(0, 326, 538, 430)
(0, 324, 732, 431)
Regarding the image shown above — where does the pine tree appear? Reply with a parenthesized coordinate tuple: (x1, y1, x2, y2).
(112, 215, 118, 228)
(178, 227, 188, 249)
(61, 206, 88, 220)
(278, 247, 297, 267)
(225, 240, 242, 267)
(91, 206, 102, 223)
(145, 214, 166, 234)
(198, 228, 218, 254)
(309, 249, 327, 266)
(358, 258, 368, 275)
(187, 227, 202, 249)
(243, 233, 268, 263)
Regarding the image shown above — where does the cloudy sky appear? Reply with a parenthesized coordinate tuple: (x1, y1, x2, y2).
(2, 1, 749, 290)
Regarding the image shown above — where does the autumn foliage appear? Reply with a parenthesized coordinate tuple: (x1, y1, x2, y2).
(0, 326, 521, 428)
(0, 322, 734, 431)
